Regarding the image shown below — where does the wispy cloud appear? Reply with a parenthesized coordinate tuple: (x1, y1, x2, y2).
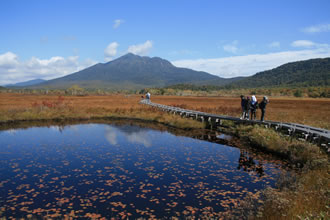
(223, 40, 238, 53)
(302, 24, 330, 33)
(291, 40, 316, 48)
(169, 49, 199, 56)
(268, 41, 280, 48)
(172, 48, 330, 78)
(63, 35, 77, 41)
(0, 52, 96, 85)
(113, 19, 124, 29)
(104, 42, 119, 61)
(291, 40, 329, 48)
(127, 40, 153, 56)
(40, 36, 48, 44)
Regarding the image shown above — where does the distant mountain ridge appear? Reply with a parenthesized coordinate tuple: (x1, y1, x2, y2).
(226, 57, 330, 88)
(6, 79, 46, 87)
(33, 53, 239, 89)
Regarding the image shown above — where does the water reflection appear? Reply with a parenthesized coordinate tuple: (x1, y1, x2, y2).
(237, 150, 264, 177)
(0, 122, 286, 219)
(105, 125, 152, 147)
(217, 133, 232, 141)
(194, 132, 266, 177)
(105, 126, 118, 145)
(50, 125, 65, 132)
(3, 129, 17, 135)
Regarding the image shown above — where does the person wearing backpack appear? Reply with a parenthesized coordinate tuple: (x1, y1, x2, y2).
(146, 92, 151, 102)
(250, 95, 258, 120)
(259, 96, 269, 122)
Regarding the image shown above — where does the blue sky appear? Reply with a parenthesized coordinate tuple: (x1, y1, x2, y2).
(1, 0, 330, 84)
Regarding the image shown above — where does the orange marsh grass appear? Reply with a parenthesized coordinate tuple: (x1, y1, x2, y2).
(1, 93, 329, 129)
(0, 93, 203, 129)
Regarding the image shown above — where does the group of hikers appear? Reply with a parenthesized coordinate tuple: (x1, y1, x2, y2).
(143, 91, 269, 121)
(240, 95, 269, 121)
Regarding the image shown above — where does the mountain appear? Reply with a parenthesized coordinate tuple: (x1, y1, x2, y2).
(226, 58, 330, 88)
(6, 79, 46, 87)
(33, 53, 237, 90)
(23, 55, 329, 90)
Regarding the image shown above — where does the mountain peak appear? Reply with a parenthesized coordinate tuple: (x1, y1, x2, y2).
(107, 53, 174, 67)
(121, 53, 138, 58)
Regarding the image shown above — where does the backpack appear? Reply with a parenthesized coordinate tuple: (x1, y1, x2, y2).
(255, 102, 259, 109)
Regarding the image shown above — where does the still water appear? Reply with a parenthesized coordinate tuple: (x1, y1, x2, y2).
(0, 123, 286, 218)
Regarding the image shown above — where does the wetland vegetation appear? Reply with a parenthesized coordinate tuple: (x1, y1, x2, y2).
(0, 93, 329, 219)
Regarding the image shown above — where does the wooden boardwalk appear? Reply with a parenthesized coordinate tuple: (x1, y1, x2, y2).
(140, 99, 330, 151)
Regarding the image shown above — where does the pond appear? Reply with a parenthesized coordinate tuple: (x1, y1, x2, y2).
(0, 122, 287, 218)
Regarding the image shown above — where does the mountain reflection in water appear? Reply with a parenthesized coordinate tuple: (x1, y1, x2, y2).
(0, 122, 286, 219)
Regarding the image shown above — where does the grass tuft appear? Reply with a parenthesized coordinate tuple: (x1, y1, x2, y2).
(236, 125, 328, 169)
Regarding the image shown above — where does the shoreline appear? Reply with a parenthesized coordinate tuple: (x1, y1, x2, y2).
(0, 115, 203, 131)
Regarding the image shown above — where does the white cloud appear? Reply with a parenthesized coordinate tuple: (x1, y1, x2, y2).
(113, 19, 124, 29)
(291, 40, 316, 48)
(268, 41, 280, 48)
(0, 52, 97, 85)
(302, 24, 330, 33)
(127, 40, 153, 56)
(104, 42, 119, 61)
(172, 48, 330, 78)
(223, 40, 238, 53)
(0, 52, 19, 68)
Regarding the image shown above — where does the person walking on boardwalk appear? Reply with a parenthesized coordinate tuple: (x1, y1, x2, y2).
(250, 95, 258, 120)
(146, 92, 151, 102)
(240, 95, 246, 119)
(259, 96, 269, 121)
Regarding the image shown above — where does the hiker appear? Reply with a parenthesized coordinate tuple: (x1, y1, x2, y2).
(250, 95, 258, 120)
(259, 96, 269, 121)
(240, 95, 246, 119)
(244, 96, 251, 120)
(146, 92, 151, 102)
